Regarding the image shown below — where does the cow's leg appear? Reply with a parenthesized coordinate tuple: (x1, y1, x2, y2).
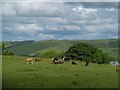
(31, 62, 33, 64)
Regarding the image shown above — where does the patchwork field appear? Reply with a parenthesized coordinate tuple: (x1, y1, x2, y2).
(2, 56, 118, 88)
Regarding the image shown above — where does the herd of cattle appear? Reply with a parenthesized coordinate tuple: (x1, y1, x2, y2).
(25, 57, 120, 72)
(25, 57, 77, 65)
(51, 57, 77, 65)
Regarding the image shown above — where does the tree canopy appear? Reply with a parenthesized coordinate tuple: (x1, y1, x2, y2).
(65, 43, 110, 64)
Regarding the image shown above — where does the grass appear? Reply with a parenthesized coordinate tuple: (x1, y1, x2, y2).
(2, 55, 118, 88)
(6, 40, 62, 55)
(39, 42, 72, 53)
(0, 55, 2, 89)
(100, 47, 118, 59)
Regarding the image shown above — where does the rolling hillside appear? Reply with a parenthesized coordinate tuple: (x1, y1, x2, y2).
(2, 39, 118, 59)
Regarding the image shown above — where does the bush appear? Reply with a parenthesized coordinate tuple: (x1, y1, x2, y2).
(58, 52, 65, 59)
(40, 50, 59, 58)
(2, 43, 14, 56)
(2, 50, 14, 56)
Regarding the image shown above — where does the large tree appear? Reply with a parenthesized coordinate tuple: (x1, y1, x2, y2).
(65, 43, 109, 65)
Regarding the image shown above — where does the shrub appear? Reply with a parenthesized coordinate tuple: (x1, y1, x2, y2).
(40, 50, 59, 58)
(2, 43, 14, 56)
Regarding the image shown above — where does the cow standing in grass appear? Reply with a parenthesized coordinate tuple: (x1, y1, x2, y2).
(52, 57, 58, 62)
(72, 61, 77, 65)
(25, 58, 33, 64)
(34, 57, 42, 62)
(110, 61, 120, 72)
(51, 57, 63, 64)
(115, 66, 120, 72)
(110, 61, 120, 66)
(63, 57, 70, 62)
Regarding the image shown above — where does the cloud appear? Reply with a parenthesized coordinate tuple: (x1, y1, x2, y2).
(45, 25, 63, 31)
(2, 3, 17, 16)
(106, 8, 115, 11)
(2, 2, 70, 17)
(36, 33, 55, 40)
(66, 2, 118, 9)
(64, 25, 81, 31)
(84, 23, 118, 37)
(2, 2, 118, 41)
(3, 23, 44, 36)
(2, 0, 119, 2)
(49, 17, 68, 24)
(72, 6, 97, 15)
(14, 2, 70, 17)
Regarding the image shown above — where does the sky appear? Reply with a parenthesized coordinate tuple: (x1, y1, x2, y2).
(1, 1, 119, 41)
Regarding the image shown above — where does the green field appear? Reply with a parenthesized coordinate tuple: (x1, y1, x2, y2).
(100, 47, 118, 59)
(0, 55, 2, 89)
(2, 39, 118, 60)
(2, 56, 118, 88)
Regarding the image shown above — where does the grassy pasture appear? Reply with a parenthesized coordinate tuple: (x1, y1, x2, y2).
(6, 40, 63, 56)
(100, 47, 118, 59)
(2, 56, 118, 88)
(0, 55, 2, 89)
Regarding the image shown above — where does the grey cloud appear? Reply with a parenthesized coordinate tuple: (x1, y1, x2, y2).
(2, 2, 118, 41)
(2, 2, 71, 17)
(66, 2, 118, 9)
(16, 2, 71, 17)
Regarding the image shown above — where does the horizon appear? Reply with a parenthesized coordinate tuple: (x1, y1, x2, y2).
(2, 2, 118, 41)
(1, 38, 118, 42)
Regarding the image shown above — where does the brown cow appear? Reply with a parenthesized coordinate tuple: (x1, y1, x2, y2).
(25, 58, 33, 64)
(115, 67, 120, 72)
(34, 57, 42, 62)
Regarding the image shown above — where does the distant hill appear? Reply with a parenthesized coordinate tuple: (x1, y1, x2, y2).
(2, 39, 118, 59)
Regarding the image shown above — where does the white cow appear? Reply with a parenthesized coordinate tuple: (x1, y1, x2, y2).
(110, 61, 120, 66)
